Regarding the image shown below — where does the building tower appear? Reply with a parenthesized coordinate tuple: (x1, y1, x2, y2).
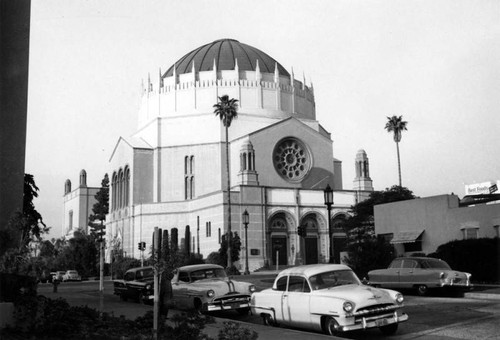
(353, 149, 373, 193)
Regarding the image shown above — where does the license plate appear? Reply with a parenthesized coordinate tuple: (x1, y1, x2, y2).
(376, 319, 389, 327)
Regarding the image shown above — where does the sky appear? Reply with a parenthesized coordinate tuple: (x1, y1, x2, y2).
(25, 0, 500, 239)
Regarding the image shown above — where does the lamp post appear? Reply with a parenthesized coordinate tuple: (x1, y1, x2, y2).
(324, 184, 334, 263)
(242, 209, 250, 275)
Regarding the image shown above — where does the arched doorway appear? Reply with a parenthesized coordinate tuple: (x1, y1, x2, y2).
(269, 213, 289, 266)
(300, 214, 320, 264)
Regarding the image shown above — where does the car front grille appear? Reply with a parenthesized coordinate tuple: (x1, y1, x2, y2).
(213, 294, 250, 306)
(354, 303, 399, 318)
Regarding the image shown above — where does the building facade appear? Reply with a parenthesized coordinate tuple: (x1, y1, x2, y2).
(62, 170, 100, 238)
(374, 194, 500, 256)
(106, 39, 373, 271)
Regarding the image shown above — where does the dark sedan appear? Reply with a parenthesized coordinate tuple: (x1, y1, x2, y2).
(113, 266, 154, 302)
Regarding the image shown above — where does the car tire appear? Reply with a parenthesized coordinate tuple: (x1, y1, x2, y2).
(236, 307, 250, 315)
(324, 316, 340, 336)
(193, 298, 203, 314)
(119, 294, 128, 301)
(262, 314, 275, 327)
(138, 292, 146, 304)
(379, 323, 398, 335)
(416, 284, 428, 296)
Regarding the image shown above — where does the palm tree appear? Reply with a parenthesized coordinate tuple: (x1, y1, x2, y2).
(384, 115, 408, 186)
(213, 95, 239, 268)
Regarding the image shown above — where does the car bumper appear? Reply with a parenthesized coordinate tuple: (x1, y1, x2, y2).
(205, 301, 250, 312)
(340, 311, 409, 332)
(439, 282, 473, 290)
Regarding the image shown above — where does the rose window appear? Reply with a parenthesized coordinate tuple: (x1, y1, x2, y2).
(273, 138, 311, 182)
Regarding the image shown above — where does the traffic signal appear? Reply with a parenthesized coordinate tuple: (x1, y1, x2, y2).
(297, 225, 307, 238)
(138, 241, 146, 251)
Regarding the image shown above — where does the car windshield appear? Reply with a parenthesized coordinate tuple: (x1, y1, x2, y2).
(421, 259, 451, 269)
(309, 270, 361, 290)
(190, 268, 227, 282)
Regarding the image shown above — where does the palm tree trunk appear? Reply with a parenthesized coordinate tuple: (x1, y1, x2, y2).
(225, 124, 232, 268)
(396, 141, 402, 187)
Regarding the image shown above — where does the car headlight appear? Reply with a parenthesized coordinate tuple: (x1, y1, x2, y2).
(395, 293, 404, 304)
(207, 290, 215, 298)
(145, 284, 152, 290)
(343, 301, 354, 313)
(249, 285, 256, 293)
(439, 272, 446, 279)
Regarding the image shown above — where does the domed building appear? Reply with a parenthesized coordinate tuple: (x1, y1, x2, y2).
(107, 39, 373, 270)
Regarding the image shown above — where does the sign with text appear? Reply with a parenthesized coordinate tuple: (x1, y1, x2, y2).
(465, 181, 499, 195)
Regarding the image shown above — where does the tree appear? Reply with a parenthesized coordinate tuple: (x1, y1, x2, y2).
(88, 174, 109, 228)
(213, 95, 239, 268)
(54, 228, 99, 277)
(18, 174, 49, 249)
(218, 232, 242, 272)
(385, 115, 408, 187)
(343, 186, 417, 278)
(0, 174, 49, 274)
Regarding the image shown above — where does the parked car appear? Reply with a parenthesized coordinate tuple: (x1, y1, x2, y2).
(153, 264, 256, 314)
(367, 257, 473, 296)
(251, 264, 408, 336)
(38, 270, 52, 283)
(113, 266, 154, 302)
(52, 271, 66, 282)
(62, 270, 81, 282)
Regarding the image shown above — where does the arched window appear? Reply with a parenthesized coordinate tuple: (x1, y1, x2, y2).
(79, 169, 87, 187)
(124, 166, 130, 206)
(64, 179, 72, 195)
(118, 169, 124, 209)
(111, 172, 117, 211)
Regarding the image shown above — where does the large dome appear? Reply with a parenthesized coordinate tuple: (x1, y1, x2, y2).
(164, 39, 290, 78)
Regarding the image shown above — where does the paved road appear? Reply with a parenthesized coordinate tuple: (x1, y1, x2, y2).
(38, 278, 500, 340)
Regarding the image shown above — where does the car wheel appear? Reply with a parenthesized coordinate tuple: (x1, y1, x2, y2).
(379, 323, 398, 335)
(324, 316, 341, 336)
(193, 298, 203, 314)
(236, 307, 250, 315)
(416, 285, 428, 296)
(262, 314, 275, 327)
(119, 294, 128, 301)
(138, 292, 146, 304)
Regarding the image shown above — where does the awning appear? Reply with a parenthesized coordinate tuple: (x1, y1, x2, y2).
(390, 230, 425, 244)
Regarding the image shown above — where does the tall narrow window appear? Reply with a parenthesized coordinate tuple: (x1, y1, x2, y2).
(184, 155, 195, 200)
(124, 167, 130, 206)
(68, 210, 73, 230)
(112, 172, 117, 211)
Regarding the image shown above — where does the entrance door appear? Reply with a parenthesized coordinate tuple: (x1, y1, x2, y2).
(304, 237, 318, 264)
(271, 237, 287, 265)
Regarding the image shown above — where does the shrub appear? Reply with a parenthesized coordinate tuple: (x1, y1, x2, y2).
(2, 295, 217, 339)
(218, 321, 258, 340)
(206, 252, 223, 266)
(428, 238, 500, 283)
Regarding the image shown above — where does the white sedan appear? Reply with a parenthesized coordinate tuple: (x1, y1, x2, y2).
(250, 264, 408, 336)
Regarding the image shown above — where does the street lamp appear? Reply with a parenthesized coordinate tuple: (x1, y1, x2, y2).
(242, 209, 250, 275)
(324, 184, 334, 263)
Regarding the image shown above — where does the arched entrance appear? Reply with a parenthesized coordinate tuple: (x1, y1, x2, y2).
(300, 214, 320, 264)
(269, 213, 290, 266)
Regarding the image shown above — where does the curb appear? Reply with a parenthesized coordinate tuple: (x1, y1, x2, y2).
(464, 292, 500, 300)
